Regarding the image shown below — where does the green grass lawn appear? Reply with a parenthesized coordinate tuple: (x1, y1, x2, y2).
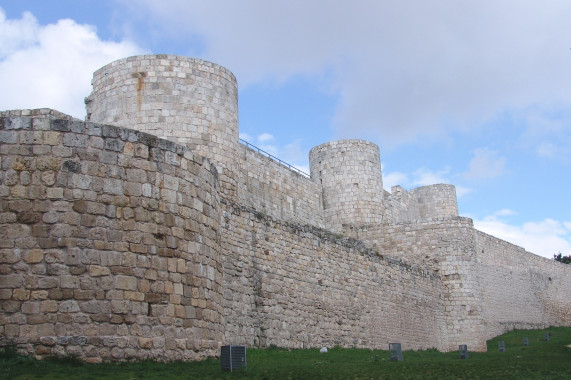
(2, 327, 570, 379)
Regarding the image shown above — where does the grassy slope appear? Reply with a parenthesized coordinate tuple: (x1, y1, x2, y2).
(1, 327, 570, 379)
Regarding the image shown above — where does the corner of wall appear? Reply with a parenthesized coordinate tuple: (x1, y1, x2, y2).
(437, 222, 487, 351)
(0, 113, 225, 361)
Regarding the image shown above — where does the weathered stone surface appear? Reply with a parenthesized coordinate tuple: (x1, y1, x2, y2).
(17, 212, 41, 224)
(0, 55, 569, 364)
(89, 265, 110, 277)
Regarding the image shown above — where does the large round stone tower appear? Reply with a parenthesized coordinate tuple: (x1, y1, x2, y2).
(85, 54, 239, 198)
(309, 139, 385, 234)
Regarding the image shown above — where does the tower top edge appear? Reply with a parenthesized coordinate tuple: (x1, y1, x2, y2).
(410, 183, 456, 191)
(92, 54, 236, 82)
(309, 139, 379, 155)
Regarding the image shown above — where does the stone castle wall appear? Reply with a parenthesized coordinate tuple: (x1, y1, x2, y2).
(236, 144, 323, 227)
(385, 186, 421, 223)
(371, 218, 571, 350)
(219, 200, 448, 351)
(370, 217, 487, 350)
(474, 230, 571, 340)
(1, 54, 570, 362)
(0, 110, 223, 362)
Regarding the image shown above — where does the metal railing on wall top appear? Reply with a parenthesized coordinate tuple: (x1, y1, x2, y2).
(239, 138, 310, 178)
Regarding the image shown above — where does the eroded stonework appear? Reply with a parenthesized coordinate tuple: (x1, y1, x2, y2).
(0, 55, 569, 362)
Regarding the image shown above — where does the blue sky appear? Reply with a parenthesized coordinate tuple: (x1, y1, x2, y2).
(1, 0, 570, 259)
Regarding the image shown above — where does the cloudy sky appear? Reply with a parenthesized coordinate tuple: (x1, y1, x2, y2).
(1, 0, 570, 259)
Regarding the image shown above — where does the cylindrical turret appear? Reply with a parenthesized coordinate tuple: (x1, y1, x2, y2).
(309, 139, 384, 233)
(85, 54, 239, 198)
(411, 184, 458, 220)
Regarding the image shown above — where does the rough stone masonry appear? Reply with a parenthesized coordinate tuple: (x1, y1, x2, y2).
(1, 54, 570, 362)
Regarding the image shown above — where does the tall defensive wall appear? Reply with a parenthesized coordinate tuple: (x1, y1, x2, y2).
(0, 55, 569, 361)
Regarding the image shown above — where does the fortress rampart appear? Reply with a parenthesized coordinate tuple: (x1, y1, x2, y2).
(1, 55, 570, 362)
(474, 230, 571, 339)
(237, 143, 323, 228)
(0, 109, 223, 360)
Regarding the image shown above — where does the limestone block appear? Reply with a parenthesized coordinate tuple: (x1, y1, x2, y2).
(60, 275, 80, 289)
(31, 290, 49, 300)
(0, 274, 23, 288)
(111, 300, 130, 314)
(59, 300, 80, 313)
(46, 187, 64, 199)
(115, 275, 137, 291)
(139, 337, 152, 349)
(13, 289, 30, 300)
(40, 300, 58, 313)
(124, 291, 145, 302)
(0, 249, 20, 263)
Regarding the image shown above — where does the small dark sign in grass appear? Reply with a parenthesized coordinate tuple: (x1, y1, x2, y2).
(2, 327, 570, 379)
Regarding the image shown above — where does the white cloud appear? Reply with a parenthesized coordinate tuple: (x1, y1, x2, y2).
(454, 186, 472, 199)
(239, 133, 311, 174)
(258, 144, 278, 156)
(409, 168, 471, 198)
(240, 132, 279, 155)
(293, 164, 310, 176)
(0, 10, 38, 57)
(281, 139, 306, 161)
(463, 148, 506, 180)
(475, 215, 571, 259)
(536, 141, 558, 158)
(122, 0, 571, 145)
(410, 168, 451, 187)
(494, 209, 518, 217)
(519, 109, 571, 162)
(382, 166, 471, 198)
(257, 133, 275, 143)
(0, 8, 144, 118)
(239, 132, 253, 142)
(382, 171, 409, 191)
